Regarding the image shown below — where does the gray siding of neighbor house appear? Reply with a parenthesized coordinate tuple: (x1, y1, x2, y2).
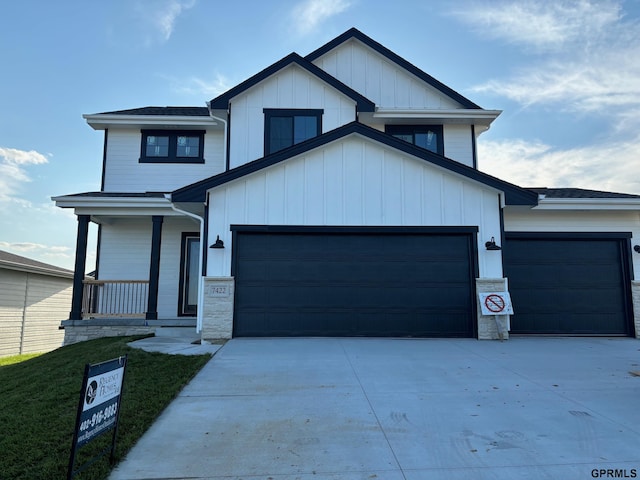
(0, 269, 70, 356)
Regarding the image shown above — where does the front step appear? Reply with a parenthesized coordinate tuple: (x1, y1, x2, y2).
(155, 326, 199, 342)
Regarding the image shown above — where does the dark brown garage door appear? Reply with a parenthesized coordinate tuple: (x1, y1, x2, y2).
(503, 233, 633, 335)
(232, 227, 477, 337)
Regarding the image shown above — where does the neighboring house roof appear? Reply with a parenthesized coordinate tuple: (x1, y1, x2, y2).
(0, 250, 74, 279)
(305, 27, 482, 110)
(530, 187, 640, 199)
(209, 52, 376, 112)
(172, 122, 538, 206)
(97, 106, 210, 116)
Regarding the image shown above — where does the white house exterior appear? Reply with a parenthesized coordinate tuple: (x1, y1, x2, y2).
(54, 29, 640, 343)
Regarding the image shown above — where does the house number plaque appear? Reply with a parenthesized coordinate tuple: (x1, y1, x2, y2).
(208, 285, 230, 297)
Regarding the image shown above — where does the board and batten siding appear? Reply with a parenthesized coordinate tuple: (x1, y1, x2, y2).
(504, 209, 640, 279)
(98, 217, 199, 318)
(443, 125, 474, 167)
(311, 39, 462, 110)
(207, 135, 503, 278)
(0, 269, 69, 356)
(102, 129, 225, 192)
(228, 64, 357, 169)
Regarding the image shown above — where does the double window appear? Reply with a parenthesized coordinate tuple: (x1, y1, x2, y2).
(140, 130, 205, 163)
(386, 125, 444, 155)
(264, 109, 323, 155)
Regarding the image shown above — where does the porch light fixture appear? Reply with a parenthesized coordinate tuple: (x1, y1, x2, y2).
(210, 235, 225, 249)
(485, 237, 501, 251)
(634, 245, 640, 254)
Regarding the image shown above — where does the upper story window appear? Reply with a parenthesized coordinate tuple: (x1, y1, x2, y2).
(385, 125, 444, 155)
(140, 130, 205, 163)
(264, 109, 323, 155)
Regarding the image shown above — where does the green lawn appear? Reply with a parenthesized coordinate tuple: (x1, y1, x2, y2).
(0, 336, 212, 480)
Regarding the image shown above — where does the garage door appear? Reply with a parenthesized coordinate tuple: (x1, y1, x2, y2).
(232, 228, 477, 337)
(503, 233, 633, 335)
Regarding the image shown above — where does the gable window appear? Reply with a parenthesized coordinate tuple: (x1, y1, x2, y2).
(264, 109, 323, 155)
(140, 130, 205, 163)
(386, 125, 444, 155)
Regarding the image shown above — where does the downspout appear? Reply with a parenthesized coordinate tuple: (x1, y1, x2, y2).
(165, 195, 205, 334)
(206, 101, 229, 171)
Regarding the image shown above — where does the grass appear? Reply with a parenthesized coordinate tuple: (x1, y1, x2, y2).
(0, 336, 212, 480)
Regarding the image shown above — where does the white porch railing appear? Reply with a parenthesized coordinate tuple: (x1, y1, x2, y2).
(82, 280, 149, 318)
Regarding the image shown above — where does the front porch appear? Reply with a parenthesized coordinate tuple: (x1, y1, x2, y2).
(52, 193, 206, 345)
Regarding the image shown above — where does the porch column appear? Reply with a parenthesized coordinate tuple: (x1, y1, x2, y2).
(146, 215, 163, 320)
(69, 215, 90, 320)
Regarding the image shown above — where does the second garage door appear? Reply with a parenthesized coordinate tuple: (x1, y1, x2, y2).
(232, 228, 477, 337)
(503, 233, 633, 335)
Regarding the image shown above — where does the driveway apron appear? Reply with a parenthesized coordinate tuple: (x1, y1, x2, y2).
(110, 337, 640, 479)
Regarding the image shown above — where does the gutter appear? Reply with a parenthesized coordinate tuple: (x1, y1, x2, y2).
(165, 194, 205, 334)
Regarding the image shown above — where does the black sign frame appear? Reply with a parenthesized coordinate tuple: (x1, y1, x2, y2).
(67, 355, 127, 480)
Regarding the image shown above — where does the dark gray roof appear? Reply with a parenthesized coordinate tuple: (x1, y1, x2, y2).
(0, 250, 74, 277)
(530, 188, 640, 199)
(98, 106, 210, 116)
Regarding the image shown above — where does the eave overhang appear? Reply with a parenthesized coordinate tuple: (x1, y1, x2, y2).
(52, 193, 183, 220)
(83, 114, 219, 131)
(534, 197, 640, 211)
(367, 109, 502, 127)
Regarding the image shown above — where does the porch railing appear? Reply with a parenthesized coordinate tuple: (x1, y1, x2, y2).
(82, 280, 149, 318)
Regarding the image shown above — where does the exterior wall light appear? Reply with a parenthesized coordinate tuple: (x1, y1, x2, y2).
(634, 245, 640, 253)
(210, 235, 225, 249)
(485, 237, 501, 251)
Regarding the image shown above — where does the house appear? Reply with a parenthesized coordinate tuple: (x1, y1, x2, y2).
(54, 28, 640, 344)
(0, 250, 72, 356)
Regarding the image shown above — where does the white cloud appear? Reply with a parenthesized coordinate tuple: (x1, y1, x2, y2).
(165, 72, 231, 98)
(478, 136, 640, 195)
(291, 0, 351, 35)
(451, 0, 621, 51)
(151, 0, 196, 41)
(460, 1, 640, 116)
(0, 147, 49, 202)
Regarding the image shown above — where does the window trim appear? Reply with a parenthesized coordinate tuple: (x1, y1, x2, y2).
(139, 129, 206, 164)
(264, 109, 323, 156)
(385, 125, 444, 155)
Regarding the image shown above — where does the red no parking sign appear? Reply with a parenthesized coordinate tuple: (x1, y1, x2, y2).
(479, 292, 513, 316)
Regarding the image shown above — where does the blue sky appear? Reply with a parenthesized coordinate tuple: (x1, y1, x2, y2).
(1, 0, 640, 270)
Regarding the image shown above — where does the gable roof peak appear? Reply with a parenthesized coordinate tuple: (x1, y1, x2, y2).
(306, 27, 482, 110)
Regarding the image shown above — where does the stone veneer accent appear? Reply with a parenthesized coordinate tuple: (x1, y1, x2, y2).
(202, 277, 235, 341)
(476, 278, 511, 340)
(60, 319, 155, 345)
(631, 281, 640, 338)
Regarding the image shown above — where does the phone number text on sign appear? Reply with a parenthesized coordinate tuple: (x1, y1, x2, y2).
(76, 397, 120, 447)
(79, 401, 119, 432)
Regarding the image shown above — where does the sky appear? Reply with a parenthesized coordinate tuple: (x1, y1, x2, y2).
(1, 0, 640, 271)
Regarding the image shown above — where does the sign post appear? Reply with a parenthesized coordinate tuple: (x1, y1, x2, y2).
(68, 356, 127, 480)
(478, 292, 514, 340)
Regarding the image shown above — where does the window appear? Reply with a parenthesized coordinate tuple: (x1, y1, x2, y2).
(385, 125, 444, 155)
(178, 233, 200, 316)
(140, 130, 205, 163)
(264, 109, 323, 155)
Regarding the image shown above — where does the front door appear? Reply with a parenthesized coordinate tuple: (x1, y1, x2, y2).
(179, 232, 200, 316)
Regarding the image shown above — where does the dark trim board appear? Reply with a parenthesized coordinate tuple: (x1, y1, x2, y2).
(503, 232, 634, 336)
(231, 226, 479, 338)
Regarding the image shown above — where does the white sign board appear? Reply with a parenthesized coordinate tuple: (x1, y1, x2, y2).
(479, 292, 514, 316)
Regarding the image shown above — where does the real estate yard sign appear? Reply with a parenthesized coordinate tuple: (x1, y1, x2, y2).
(68, 356, 127, 480)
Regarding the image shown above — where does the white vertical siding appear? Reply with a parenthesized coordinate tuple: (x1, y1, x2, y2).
(103, 129, 225, 192)
(443, 125, 474, 167)
(98, 216, 199, 318)
(505, 209, 640, 280)
(312, 39, 462, 110)
(0, 269, 68, 356)
(207, 135, 503, 277)
(228, 64, 357, 169)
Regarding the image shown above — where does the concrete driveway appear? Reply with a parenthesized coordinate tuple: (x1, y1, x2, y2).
(110, 337, 640, 479)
